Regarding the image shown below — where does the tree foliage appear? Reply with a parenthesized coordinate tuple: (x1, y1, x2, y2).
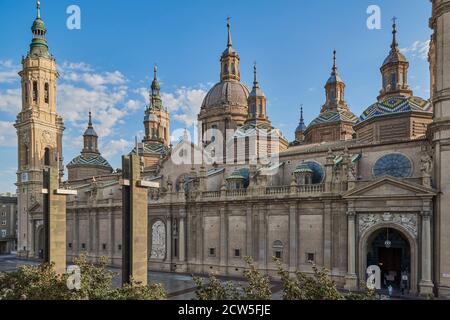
(193, 258, 375, 301)
(0, 255, 166, 300)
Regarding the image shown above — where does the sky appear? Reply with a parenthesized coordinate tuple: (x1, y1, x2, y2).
(0, 0, 433, 193)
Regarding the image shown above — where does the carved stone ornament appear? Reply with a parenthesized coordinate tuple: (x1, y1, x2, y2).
(42, 130, 53, 144)
(359, 213, 418, 238)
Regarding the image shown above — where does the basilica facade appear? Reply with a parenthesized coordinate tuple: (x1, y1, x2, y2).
(14, 1, 450, 297)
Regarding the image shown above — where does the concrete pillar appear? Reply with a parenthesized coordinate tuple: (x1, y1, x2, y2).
(289, 203, 298, 271)
(344, 210, 358, 291)
(73, 211, 79, 259)
(42, 167, 70, 275)
(121, 154, 150, 285)
(420, 210, 434, 295)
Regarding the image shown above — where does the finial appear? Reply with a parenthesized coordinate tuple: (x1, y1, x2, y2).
(153, 64, 157, 80)
(37, 0, 41, 19)
(88, 110, 92, 126)
(332, 50, 337, 74)
(391, 17, 398, 51)
(253, 62, 258, 84)
(227, 17, 232, 47)
(300, 104, 304, 122)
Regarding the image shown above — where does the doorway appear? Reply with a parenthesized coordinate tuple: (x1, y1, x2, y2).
(367, 228, 411, 290)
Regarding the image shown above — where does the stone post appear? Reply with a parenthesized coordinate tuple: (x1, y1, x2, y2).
(121, 154, 156, 285)
(42, 167, 76, 275)
(344, 210, 358, 291)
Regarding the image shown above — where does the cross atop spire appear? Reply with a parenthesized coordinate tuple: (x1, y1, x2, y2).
(253, 62, 258, 86)
(88, 110, 92, 127)
(332, 50, 337, 75)
(391, 17, 399, 52)
(227, 17, 232, 47)
(36, 0, 41, 18)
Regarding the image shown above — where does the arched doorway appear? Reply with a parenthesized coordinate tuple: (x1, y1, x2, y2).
(366, 228, 411, 291)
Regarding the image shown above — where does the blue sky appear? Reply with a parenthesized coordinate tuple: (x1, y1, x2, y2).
(0, 0, 432, 193)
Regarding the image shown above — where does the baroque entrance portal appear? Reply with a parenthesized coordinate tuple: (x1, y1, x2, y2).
(367, 228, 411, 290)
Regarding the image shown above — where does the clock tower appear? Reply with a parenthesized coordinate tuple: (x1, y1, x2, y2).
(14, 1, 64, 258)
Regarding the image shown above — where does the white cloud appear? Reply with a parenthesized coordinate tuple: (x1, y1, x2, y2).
(0, 60, 20, 84)
(401, 40, 430, 60)
(101, 138, 133, 159)
(161, 87, 207, 126)
(0, 88, 21, 114)
(0, 121, 17, 147)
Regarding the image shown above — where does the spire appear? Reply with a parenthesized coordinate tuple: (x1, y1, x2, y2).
(88, 110, 93, 127)
(391, 17, 399, 52)
(30, 0, 49, 58)
(300, 106, 304, 126)
(153, 64, 157, 81)
(332, 50, 337, 75)
(296, 105, 306, 133)
(227, 17, 232, 48)
(253, 63, 259, 87)
(151, 64, 161, 98)
(82, 111, 99, 154)
(37, 0, 41, 19)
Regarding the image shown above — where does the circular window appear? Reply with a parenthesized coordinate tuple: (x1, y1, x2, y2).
(373, 153, 412, 178)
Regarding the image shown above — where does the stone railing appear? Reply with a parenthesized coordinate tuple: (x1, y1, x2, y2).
(265, 186, 291, 195)
(295, 184, 325, 194)
(202, 191, 221, 198)
(226, 189, 248, 197)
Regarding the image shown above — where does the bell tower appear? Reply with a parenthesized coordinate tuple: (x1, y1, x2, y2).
(14, 1, 64, 258)
(429, 0, 450, 298)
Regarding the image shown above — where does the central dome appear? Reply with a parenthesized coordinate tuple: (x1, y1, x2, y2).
(201, 80, 250, 109)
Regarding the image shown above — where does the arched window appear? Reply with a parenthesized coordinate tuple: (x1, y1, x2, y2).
(231, 63, 236, 74)
(391, 73, 397, 89)
(44, 83, 49, 104)
(24, 83, 29, 103)
(223, 63, 228, 74)
(32, 81, 38, 102)
(44, 148, 50, 166)
(24, 145, 29, 166)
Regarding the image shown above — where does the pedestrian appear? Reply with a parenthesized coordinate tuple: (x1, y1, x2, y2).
(401, 271, 409, 295)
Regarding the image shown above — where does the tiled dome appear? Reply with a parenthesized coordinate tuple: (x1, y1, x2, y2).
(359, 96, 432, 123)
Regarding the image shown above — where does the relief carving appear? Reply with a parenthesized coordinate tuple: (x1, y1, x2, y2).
(359, 213, 418, 238)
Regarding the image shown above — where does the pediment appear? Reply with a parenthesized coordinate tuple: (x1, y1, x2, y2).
(344, 177, 436, 199)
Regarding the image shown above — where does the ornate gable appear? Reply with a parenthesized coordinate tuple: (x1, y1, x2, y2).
(344, 177, 436, 199)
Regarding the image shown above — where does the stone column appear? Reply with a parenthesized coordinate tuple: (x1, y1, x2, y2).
(289, 203, 298, 271)
(73, 211, 79, 259)
(323, 202, 332, 270)
(344, 210, 358, 291)
(165, 215, 172, 264)
(419, 210, 434, 295)
(179, 208, 186, 262)
(107, 210, 113, 264)
(430, 0, 450, 298)
(258, 206, 267, 270)
(219, 206, 228, 271)
(246, 206, 253, 259)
